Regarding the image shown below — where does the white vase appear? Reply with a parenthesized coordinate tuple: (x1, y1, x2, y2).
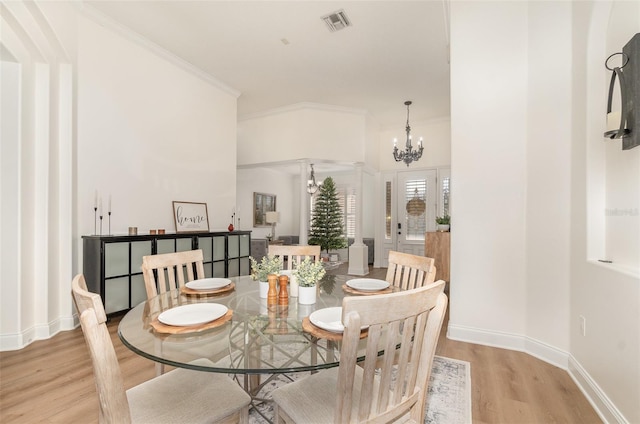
(437, 224, 450, 232)
(259, 280, 269, 298)
(298, 285, 317, 305)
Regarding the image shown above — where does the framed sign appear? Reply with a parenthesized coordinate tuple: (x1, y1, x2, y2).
(172, 201, 210, 233)
(253, 192, 276, 227)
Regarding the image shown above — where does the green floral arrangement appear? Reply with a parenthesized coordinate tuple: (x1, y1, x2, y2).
(435, 215, 450, 225)
(249, 256, 283, 282)
(293, 257, 326, 287)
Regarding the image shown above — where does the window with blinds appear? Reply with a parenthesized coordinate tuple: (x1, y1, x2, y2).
(385, 181, 392, 239)
(441, 176, 450, 216)
(404, 179, 427, 240)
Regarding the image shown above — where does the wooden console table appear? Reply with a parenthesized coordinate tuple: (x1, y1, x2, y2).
(425, 231, 450, 282)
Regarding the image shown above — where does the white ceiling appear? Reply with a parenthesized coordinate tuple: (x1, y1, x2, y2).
(84, 1, 451, 129)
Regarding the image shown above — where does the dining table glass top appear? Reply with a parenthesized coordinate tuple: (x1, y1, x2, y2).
(118, 274, 390, 375)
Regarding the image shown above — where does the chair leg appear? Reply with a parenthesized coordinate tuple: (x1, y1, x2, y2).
(155, 362, 164, 376)
(274, 405, 291, 423)
(239, 406, 249, 424)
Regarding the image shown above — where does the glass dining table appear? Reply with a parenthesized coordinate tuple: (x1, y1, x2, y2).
(118, 274, 357, 372)
(119, 273, 394, 419)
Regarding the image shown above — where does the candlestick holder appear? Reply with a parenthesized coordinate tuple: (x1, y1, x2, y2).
(99, 215, 103, 236)
(108, 212, 111, 235)
(94, 207, 97, 235)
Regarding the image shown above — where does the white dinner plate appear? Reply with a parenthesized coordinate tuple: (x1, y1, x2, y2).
(158, 303, 228, 327)
(346, 278, 390, 292)
(309, 307, 345, 333)
(186, 278, 231, 291)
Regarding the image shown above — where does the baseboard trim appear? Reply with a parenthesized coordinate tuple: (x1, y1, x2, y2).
(448, 323, 568, 368)
(447, 323, 629, 424)
(568, 355, 629, 424)
(0, 315, 76, 352)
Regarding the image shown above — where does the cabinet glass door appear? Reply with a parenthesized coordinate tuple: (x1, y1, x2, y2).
(228, 235, 240, 258)
(105, 243, 129, 277)
(176, 237, 193, 252)
(157, 239, 176, 254)
(239, 234, 250, 257)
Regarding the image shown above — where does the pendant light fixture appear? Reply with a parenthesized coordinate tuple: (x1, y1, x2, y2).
(307, 164, 321, 194)
(393, 101, 424, 166)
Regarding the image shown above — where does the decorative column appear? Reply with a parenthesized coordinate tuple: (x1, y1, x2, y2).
(299, 160, 310, 245)
(348, 163, 368, 275)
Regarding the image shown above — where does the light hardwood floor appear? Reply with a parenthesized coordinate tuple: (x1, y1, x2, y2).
(1, 267, 601, 423)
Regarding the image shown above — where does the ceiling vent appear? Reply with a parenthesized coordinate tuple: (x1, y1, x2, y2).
(321, 9, 351, 32)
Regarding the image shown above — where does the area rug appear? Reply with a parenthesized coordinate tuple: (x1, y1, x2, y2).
(248, 355, 472, 423)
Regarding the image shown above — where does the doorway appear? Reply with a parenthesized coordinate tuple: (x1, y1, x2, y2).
(380, 169, 438, 266)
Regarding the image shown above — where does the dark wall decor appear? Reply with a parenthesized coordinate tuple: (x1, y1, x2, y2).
(253, 192, 276, 227)
(604, 33, 639, 150)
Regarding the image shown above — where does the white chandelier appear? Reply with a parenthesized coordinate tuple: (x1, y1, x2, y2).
(393, 101, 423, 166)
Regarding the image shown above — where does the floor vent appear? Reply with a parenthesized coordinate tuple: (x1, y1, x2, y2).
(321, 9, 351, 32)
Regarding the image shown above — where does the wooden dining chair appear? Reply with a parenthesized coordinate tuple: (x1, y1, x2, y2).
(272, 280, 447, 424)
(385, 250, 437, 290)
(141, 249, 206, 299)
(71, 274, 251, 424)
(268, 245, 321, 270)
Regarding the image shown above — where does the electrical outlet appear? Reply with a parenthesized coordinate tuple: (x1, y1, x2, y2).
(579, 315, 586, 336)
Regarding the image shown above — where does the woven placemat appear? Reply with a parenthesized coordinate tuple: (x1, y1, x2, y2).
(150, 309, 233, 334)
(342, 284, 393, 296)
(180, 282, 235, 296)
(302, 317, 368, 341)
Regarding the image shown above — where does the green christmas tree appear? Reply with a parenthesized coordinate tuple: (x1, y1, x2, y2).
(309, 177, 348, 254)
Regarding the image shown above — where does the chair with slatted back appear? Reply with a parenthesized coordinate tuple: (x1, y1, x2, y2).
(268, 245, 321, 270)
(272, 280, 447, 423)
(385, 250, 437, 290)
(141, 249, 206, 299)
(141, 250, 212, 376)
(71, 274, 251, 424)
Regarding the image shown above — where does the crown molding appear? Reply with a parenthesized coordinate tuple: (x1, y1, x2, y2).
(77, 2, 240, 98)
(238, 102, 367, 122)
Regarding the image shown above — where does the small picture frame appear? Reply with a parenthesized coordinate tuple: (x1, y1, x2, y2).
(253, 192, 276, 227)
(172, 201, 210, 233)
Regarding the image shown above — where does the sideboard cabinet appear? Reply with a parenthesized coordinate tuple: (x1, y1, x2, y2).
(82, 231, 251, 315)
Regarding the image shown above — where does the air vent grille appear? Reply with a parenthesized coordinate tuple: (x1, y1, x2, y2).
(321, 9, 351, 32)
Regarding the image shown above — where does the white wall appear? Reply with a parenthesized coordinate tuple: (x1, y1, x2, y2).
(449, 1, 528, 340)
(0, 61, 21, 338)
(378, 117, 451, 171)
(570, 2, 639, 423)
(525, 0, 572, 358)
(0, 3, 240, 350)
(238, 104, 368, 166)
(450, 1, 639, 422)
(77, 16, 238, 236)
(236, 168, 297, 240)
(237, 103, 382, 243)
(0, 1, 74, 350)
(603, 5, 640, 272)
